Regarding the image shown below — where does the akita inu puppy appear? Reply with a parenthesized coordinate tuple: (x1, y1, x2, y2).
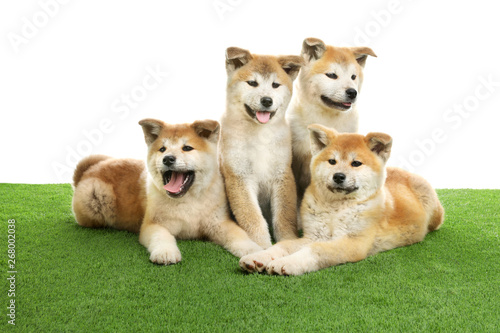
(240, 125, 444, 275)
(288, 37, 377, 202)
(219, 47, 304, 249)
(72, 119, 262, 264)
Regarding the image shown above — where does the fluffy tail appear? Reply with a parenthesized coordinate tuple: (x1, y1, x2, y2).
(73, 155, 110, 186)
(428, 202, 444, 232)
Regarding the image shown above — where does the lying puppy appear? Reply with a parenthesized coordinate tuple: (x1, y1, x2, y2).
(72, 119, 262, 264)
(240, 125, 444, 275)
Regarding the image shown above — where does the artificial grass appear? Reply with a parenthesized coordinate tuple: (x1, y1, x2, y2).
(1, 184, 499, 332)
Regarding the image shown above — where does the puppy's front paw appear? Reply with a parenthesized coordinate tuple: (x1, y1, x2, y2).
(266, 258, 304, 276)
(239, 250, 274, 273)
(266, 250, 316, 276)
(149, 246, 182, 265)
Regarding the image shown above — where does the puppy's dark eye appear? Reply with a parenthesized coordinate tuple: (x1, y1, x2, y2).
(351, 74, 357, 80)
(247, 80, 258, 87)
(351, 161, 362, 167)
(159, 147, 166, 153)
(328, 159, 337, 165)
(326, 73, 338, 79)
(182, 146, 194, 152)
(272, 82, 281, 89)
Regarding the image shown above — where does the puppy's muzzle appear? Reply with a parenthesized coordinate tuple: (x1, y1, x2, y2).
(333, 173, 346, 184)
(329, 173, 358, 195)
(260, 96, 273, 108)
(163, 155, 176, 167)
(346, 88, 357, 100)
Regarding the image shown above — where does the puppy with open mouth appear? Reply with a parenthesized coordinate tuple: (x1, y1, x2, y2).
(219, 47, 304, 249)
(72, 119, 262, 265)
(287, 37, 377, 207)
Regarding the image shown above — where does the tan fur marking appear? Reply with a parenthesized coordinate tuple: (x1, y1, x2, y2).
(233, 55, 295, 91)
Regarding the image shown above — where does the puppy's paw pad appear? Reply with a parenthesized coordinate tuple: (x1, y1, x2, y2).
(240, 251, 274, 273)
(239, 257, 257, 273)
(242, 262, 255, 272)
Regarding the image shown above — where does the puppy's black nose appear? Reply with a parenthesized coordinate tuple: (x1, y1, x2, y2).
(333, 173, 346, 184)
(346, 88, 357, 100)
(163, 155, 176, 166)
(261, 97, 273, 108)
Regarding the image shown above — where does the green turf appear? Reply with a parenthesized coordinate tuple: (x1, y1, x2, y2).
(1, 184, 499, 332)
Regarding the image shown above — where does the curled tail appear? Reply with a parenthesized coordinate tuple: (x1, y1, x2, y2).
(73, 155, 111, 186)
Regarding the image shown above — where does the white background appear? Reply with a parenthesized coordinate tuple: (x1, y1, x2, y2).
(1, 0, 499, 188)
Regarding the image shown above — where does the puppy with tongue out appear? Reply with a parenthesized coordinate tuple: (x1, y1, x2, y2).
(163, 169, 193, 197)
(219, 47, 304, 249)
(138, 118, 262, 265)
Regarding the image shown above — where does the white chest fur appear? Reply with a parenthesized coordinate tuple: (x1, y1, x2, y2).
(147, 179, 224, 239)
(220, 111, 291, 184)
(301, 195, 371, 241)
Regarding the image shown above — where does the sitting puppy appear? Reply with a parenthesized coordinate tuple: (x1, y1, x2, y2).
(287, 37, 376, 204)
(240, 124, 444, 275)
(219, 47, 303, 248)
(72, 119, 262, 265)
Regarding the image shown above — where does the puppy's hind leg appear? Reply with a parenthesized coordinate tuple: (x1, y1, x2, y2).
(271, 168, 299, 241)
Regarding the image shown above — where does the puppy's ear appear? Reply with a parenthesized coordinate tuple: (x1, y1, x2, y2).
(138, 118, 164, 145)
(277, 55, 304, 81)
(350, 47, 377, 68)
(192, 120, 220, 144)
(226, 47, 253, 74)
(301, 37, 326, 62)
(365, 132, 392, 162)
(308, 124, 335, 156)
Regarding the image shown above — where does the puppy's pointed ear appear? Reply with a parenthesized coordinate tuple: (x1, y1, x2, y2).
(308, 124, 335, 156)
(278, 55, 304, 81)
(226, 47, 253, 74)
(350, 47, 377, 68)
(192, 120, 220, 144)
(138, 118, 164, 145)
(301, 37, 326, 62)
(365, 132, 392, 162)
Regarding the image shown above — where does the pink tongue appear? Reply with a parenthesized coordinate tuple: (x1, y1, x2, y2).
(256, 111, 271, 124)
(342, 102, 352, 107)
(163, 172, 185, 193)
